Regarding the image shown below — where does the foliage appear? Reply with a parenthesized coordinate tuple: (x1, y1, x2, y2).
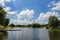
(0, 7, 9, 27)
(48, 16, 59, 28)
(58, 20, 60, 26)
(32, 23, 40, 28)
(9, 23, 15, 27)
(3, 18, 10, 26)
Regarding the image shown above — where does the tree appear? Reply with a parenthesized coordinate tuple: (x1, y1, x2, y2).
(3, 18, 10, 26)
(0, 7, 9, 26)
(32, 23, 40, 28)
(58, 20, 60, 26)
(32, 21, 40, 28)
(9, 24, 15, 28)
(48, 16, 59, 29)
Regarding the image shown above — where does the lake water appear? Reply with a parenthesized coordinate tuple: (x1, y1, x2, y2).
(0, 28, 60, 40)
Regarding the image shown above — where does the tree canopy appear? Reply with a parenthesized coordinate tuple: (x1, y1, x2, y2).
(0, 7, 9, 26)
(48, 16, 59, 28)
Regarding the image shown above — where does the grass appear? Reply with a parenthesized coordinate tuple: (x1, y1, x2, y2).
(0, 26, 12, 30)
(6, 26, 12, 30)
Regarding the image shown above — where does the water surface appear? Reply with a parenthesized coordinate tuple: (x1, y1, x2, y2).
(0, 28, 50, 40)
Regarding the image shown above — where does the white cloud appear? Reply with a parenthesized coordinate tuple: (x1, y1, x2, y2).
(3, 6, 17, 16)
(47, 1, 55, 7)
(6, 11, 18, 20)
(38, 11, 58, 20)
(3, 7, 17, 16)
(9, 18, 16, 24)
(49, 1, 60, 10)
(0, 0, 15, 6)
(0, 0, 5, 6)
(5, 0, 12, 2)
(3, 7, 11, 12)
(18, 9, 34, 20)
(9, 18, 32, 25)
(9, 9, 34, 25)
(8, 11, 17, 15)
(16, 20, 30, 25)
(36, 11, 59, 24)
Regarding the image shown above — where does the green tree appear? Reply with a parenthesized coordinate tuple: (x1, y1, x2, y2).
(3, 18, 10, 26)
(58, 20, 60, 26)
(48, 16, 59, 29)
(0, 7, 9, 26)
(32, 23, 40, 28)
(9, 24, 15, 28)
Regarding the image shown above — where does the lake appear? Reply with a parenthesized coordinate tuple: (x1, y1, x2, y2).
(0, 28, 60, 40)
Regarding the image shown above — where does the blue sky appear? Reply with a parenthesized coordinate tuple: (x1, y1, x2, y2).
(0, 0, 60, 25)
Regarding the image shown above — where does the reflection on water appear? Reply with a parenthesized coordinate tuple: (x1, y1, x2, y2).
(33, 28, 39, 40)
(1, 28, 60, 40)
(7, 28, 49, 40)
(0, 31, 8, 40)
(33, 28, 49, 40)
(49, 31, 60, 40)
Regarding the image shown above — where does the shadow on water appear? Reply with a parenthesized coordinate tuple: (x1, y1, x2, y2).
(0, 31, 8, 40)
(49, 31, 60, 40)
(33, 28, 39, 40)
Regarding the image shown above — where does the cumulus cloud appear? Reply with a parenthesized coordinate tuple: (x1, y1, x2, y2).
(36, 11, 59, 24)
(39, 11, 58, 19)
(0, 0, 15, 6)
(17, 9, 34, 25)
(3, 6, 18, 17)
(48, 1, 60, 10)
(9, 9, 34, 25)
(6, 11, 18, 20)
(8, 11, 17, 15)
(3, 7, 17, 17)
(0, 0, 5, 6)
(51, 1, 60, 10)
(47, 1, 55, 7)
(9, 18, 16, 24)
(3, 7, 11, 12)
(9, 19, 30, 25)
(18, 9, 34, 20)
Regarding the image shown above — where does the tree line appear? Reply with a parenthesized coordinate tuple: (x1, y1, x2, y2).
(9, 16, 60, 29)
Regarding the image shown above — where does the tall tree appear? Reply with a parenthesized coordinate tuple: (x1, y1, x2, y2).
(48, 16, 59, 28)
(0, 7, 9, 26)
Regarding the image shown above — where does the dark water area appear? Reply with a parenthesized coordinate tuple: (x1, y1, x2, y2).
(49, 31, 60, 40)
(0, 28, 60, 40)
(0, 31, 8, 40)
